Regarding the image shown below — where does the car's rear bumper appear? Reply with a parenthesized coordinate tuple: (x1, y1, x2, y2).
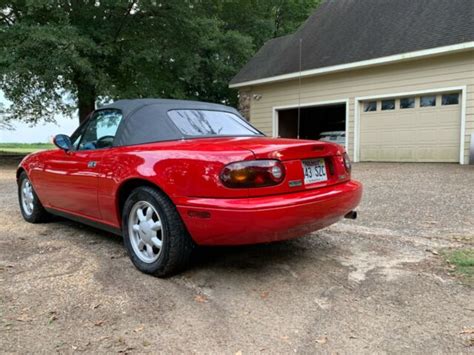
(176, 180, 362, 246)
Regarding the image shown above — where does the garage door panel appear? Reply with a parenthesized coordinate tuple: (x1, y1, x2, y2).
(360, 93, 460, 162)
(360, 148, 377, 161)
(394, 147, 413, 161)
(361, 145, 459, 162)
(434, 128, 459, 142)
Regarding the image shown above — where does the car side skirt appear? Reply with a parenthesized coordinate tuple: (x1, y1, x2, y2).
(45, 207, 122, 236)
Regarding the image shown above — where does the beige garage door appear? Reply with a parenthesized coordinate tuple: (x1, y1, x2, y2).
(360, 92, 461, 162)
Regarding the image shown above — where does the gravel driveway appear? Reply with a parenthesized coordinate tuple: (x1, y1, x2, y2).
(0, 161, 473, 353)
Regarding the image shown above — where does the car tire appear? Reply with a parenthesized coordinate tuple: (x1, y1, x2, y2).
(18, 171, 51, 223)
(122, 186, 194, 277)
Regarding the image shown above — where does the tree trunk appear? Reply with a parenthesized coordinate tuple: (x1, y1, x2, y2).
(76, 81, 96, 124)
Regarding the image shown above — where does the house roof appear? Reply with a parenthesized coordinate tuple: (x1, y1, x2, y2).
(230, 0, 474, 87)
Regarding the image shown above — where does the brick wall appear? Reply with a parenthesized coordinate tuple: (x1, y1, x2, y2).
(238, 89, 251, 121)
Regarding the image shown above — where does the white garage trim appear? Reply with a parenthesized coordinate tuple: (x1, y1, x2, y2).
(272, 99, 350, 148)
(229, 42, 474, 89)
(354, 86, 467, 164)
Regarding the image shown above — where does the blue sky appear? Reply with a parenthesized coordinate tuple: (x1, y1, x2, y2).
(0, 90, 78, 143)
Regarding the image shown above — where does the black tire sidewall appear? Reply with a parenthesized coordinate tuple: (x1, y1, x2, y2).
(18, 172, 45, 223)
(122, 188, 173, 275)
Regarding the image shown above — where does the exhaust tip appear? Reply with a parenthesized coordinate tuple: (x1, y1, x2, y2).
(344, 211, 357, 220)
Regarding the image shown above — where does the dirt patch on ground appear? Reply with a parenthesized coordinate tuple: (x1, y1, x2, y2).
(1, 162, 473, 353)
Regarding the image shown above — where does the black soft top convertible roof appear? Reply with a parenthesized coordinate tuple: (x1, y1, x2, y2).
(97, 99, 247, 147)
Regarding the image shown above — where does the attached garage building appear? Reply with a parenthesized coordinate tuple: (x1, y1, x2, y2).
(230, 0, 474, 164)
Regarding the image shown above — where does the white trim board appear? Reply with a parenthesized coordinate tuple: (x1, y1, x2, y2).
(230, 42, 474, 89)
(272, 99, 349, 148)
(354, 86, 468, 164)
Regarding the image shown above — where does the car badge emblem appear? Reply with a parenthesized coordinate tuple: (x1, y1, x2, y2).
(289, 180, 303, 187)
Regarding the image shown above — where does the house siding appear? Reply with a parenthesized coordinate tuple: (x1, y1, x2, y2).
(241, 51, 474, 164)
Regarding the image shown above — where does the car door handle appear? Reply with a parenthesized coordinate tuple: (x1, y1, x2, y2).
(87, 161, 97, 168)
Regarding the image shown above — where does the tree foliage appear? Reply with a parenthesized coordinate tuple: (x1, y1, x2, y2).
(0, 102, 12, 129)
(0, 0, 319, 124)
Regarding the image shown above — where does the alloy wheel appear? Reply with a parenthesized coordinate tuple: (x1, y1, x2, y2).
(21, 179, 34, 216)
(128, 201, 164, 263)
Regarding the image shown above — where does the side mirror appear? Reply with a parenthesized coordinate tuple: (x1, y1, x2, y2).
(53, 134, 73, 151)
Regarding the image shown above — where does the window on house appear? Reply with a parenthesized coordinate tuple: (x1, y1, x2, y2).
(400, 97, 415, 109)
(364, 101, 377, 112)
(442, 93, 459, 105)
(381, 99, 395, 110)
(420, 95, 436, 107)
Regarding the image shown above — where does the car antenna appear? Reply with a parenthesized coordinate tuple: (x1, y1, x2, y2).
(297, 38, 302, 139)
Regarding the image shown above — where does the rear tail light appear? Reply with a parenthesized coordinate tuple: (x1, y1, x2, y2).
(220, 160, 285, 188)
(343, 152, 352, 173)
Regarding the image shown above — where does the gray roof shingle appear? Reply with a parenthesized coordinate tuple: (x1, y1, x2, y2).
(230, 0, 474, 86)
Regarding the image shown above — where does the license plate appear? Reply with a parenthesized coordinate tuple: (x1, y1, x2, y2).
(302, 159, 328, 184)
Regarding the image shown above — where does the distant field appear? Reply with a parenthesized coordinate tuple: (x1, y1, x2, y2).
(0, 143, 55, 155)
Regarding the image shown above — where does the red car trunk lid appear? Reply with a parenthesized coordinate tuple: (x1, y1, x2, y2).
(236, 137, 336, 161)
(233, 137, 349, 197)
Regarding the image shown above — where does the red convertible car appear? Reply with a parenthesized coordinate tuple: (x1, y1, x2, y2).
(17, 99, 362, 276)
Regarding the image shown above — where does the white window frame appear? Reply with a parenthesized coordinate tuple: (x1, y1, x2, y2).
(354, 86, 467, 164)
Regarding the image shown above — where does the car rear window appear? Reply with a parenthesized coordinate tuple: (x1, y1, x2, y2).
(168, 110, 261, 137)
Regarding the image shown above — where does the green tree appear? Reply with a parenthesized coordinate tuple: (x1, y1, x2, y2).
(216, 0, 320, 49)
(0, 102, 12, 129)
(0, 0, 318, 125)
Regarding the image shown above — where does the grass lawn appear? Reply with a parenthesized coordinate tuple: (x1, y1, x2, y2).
(443, 248, 474, 285)
(0, 143, 55, 155)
